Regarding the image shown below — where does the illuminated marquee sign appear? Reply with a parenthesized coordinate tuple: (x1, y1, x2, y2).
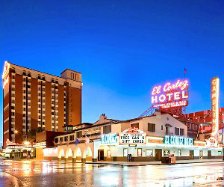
(164, 136, 193, 146)
(120, 128, 146, 144)
(101, 134, 118, 145)
(151, 79, 189, 109)
(211, 77, 220, 139)
(206, 137, 218, 148)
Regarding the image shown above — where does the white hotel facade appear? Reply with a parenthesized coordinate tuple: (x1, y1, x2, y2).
(38, 112, 222, 162)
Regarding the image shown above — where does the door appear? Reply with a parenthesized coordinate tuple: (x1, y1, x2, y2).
(189, 150, 194, 159)
(155, 149, 162, 161)
(208, 150, 212, 159)
(98, 150, 104, 161)
(137, 148, 142, 157)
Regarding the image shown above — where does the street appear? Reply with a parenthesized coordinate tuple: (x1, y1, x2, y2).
(0, 160, 223, 187)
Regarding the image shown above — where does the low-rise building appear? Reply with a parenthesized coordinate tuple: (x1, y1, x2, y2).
(41, 112, 223, 162)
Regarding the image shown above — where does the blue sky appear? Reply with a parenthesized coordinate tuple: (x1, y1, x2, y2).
(0, 0, 224, 142)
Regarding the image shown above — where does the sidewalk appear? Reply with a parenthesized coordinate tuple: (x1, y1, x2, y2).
(85, 159, 223, 166)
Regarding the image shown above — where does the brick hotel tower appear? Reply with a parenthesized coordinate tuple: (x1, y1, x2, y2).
(2, 61, 82, 147)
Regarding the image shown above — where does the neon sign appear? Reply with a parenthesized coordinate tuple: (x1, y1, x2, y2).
(120, 128, 146, 144)
(151, 79, 189, 109)
(211, 77, 220, 139)
(101, 134, 118, 145)
(164, 136, 193, 146)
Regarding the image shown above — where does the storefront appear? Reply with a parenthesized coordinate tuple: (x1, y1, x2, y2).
(3, 144, 35, 159)
(95, 129, 223, 162)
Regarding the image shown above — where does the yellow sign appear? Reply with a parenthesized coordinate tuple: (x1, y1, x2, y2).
(211, 77, 220, 138)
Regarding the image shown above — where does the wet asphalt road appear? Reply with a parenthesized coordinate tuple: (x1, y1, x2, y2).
(0, 160, 224, 187)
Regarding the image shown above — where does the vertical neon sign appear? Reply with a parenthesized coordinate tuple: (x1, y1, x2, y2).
(211, 77, 220, 139)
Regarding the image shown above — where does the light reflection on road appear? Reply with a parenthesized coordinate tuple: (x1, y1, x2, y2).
(0, 160, 224, 186)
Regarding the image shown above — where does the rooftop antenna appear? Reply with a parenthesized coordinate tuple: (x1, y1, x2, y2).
(184, 68, 187, 78)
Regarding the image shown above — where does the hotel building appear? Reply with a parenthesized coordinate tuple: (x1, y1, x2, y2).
(2, 61, 82, 148)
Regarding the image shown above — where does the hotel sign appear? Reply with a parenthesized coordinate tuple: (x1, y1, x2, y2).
(164, 136, 193, 146)
(151, 79, 189, 109)
(120, 128, 146, 144)
(211, 77, 220, 139)
(101, 134, 118, 145)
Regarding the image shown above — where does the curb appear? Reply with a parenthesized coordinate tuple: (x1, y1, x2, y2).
(84, 160, 224, 166)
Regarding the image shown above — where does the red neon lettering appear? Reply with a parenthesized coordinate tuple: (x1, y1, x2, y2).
(159, 95, 166, 103)
(166, 93, 173, 101)
(151, 96, 158, 104)
(182, 91, 188, 99)
(152, 86, 161, 95)
(163, 80, 188, 93)
(174, 92, 180, 100)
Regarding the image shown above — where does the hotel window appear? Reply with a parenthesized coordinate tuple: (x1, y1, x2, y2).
(180, 128, 184, 136)
(165, 126, 169, 135)
(76, 131, 82, 138)
(103, 125, 111, 134)
(161, 125, 163, 130)
(60, 137, 63, 142)
(148, 123, 155, 132)
(64, 136, 68, 142)
(131, 123, 139, 129)
(71, 73, 75, 80)
(175, 128, 179, 135)
(70, 135, 74, 141)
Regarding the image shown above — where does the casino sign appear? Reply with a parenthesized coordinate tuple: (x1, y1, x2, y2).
(151, 79, 189, 109)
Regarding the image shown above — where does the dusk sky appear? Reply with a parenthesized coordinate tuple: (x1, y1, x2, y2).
(0, 1, 224, 143)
